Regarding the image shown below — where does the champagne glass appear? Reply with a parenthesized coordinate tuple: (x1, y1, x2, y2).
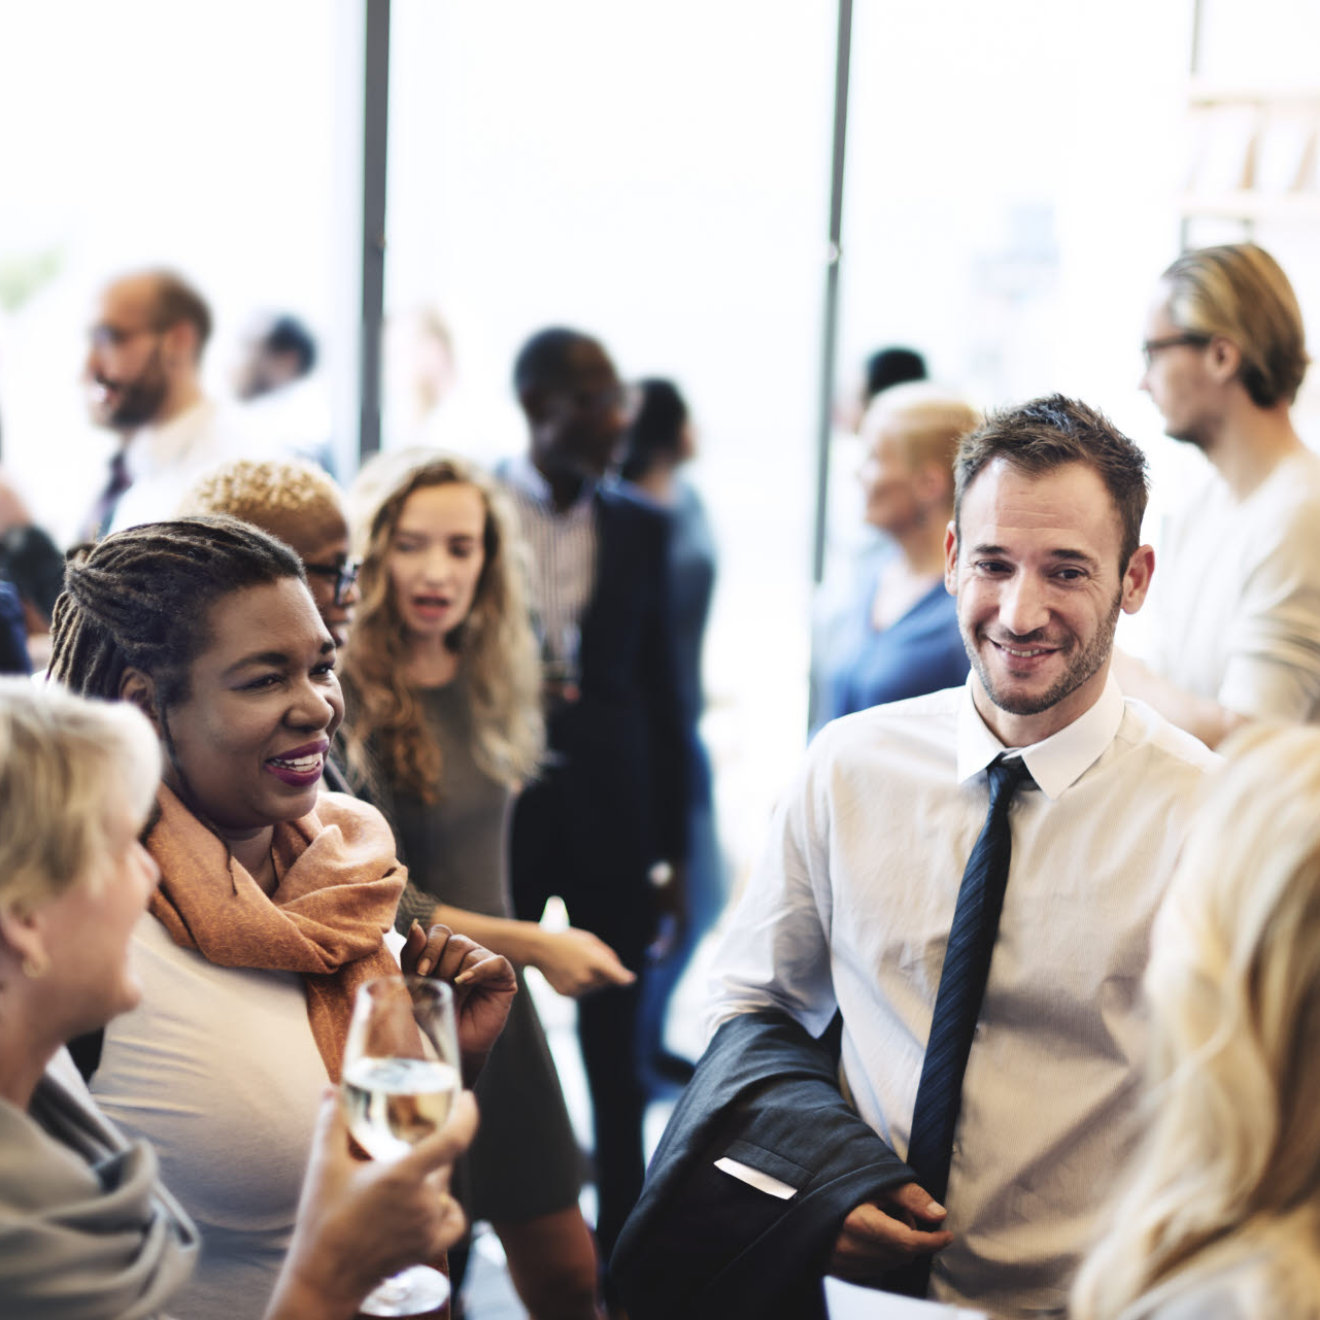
(341, 974, 463, 1317)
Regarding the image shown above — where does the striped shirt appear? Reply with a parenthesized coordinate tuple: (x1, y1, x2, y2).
(499, 454, 598, 670)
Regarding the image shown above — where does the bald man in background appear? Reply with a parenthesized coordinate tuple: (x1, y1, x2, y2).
(81, 267, 272, 537)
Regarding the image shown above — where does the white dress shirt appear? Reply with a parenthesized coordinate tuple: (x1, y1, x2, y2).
(500, 453, 598, 663)
(709, 675, 1218, 1318)
(107, 398, 276, 534)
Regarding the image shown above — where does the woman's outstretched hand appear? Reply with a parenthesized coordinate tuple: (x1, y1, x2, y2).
(533, 925, 636, 998)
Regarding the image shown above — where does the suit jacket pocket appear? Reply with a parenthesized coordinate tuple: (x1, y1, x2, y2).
(718, 1139, 810, 1197)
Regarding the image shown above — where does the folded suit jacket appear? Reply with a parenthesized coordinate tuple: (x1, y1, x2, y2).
(610, 1007, 915, 1320)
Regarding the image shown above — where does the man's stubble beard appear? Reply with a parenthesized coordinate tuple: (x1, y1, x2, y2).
(965, 590, 1123, 719)
(96, 344, 170, 431)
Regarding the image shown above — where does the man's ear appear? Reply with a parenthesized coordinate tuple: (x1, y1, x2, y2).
(912, 462, 949, 507)
(1207, 335, 1241, 387)
(0, 902, 46, 975)
(119, 668, 162, 733)
(519, 384, 550, 426)
(944, 520, 959, 596)
(1121, 544, 1157, 614)
(161, 319, 199, 370)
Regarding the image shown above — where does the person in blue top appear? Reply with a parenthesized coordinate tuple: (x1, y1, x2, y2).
(815, 384, 980, 730)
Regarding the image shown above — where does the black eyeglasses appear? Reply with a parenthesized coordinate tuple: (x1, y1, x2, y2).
(1141, 333, 1210, 368)
(304, 559, 360, 606)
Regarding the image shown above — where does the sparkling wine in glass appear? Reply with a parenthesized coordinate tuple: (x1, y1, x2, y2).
(341, 974, 462, 1317)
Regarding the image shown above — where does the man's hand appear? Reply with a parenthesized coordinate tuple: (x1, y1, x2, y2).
(266, 1087, 476, 1320)
(828, 1183, 953, 1284)
(533, 926, 635, 997)
(402, 922, 517, 1066)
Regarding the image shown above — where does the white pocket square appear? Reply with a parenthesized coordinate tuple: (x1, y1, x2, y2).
(713, 1156, 798, 1199)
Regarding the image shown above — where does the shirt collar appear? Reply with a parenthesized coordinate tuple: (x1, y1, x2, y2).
(504, 452, 597, 514)
(955, 671, 1125, 801)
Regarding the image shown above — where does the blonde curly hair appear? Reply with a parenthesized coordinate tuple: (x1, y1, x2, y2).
(179, 457, 347, 551)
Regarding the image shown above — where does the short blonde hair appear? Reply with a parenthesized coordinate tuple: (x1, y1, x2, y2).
(1162, 243, 1310, 408)
(1073, 723, 1320, 1318)
(180, 458, 347, 549)
(865, 383, 981, 499)
(0, 678, 160, 916)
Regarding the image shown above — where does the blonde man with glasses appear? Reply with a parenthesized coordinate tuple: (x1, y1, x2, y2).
(1117, 242, 1320, 747)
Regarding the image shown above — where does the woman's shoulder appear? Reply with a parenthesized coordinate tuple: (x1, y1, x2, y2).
(314, 788, 400, 851)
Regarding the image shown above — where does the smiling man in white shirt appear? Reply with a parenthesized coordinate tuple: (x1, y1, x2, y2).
(705, 395, 1218, 1319)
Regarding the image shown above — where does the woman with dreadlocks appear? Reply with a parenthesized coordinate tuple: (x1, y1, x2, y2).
(46, 515, 516, 1320)
(0, 678, 478, 1320)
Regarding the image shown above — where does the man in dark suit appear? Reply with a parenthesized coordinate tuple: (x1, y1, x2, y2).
(500, 327, 688, 1265)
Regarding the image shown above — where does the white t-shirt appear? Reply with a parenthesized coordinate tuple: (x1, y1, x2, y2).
(1149, 449, 1320, 721)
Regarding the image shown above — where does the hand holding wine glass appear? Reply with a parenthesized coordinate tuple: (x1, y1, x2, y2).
(267, 1085, 476, 1320)
(338, 975, 467, 1317)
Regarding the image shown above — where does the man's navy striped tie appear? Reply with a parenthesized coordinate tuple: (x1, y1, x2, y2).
(888, 753, 1034, 1298)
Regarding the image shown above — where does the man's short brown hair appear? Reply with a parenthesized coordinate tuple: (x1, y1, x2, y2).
(954, 394, 1149, 571)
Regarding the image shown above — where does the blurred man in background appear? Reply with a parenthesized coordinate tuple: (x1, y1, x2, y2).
(231, 311, 334, 473)
(1118, 242, 1320, 745)
(500, 327, 687, 1273)
(81, 267, 264, 537)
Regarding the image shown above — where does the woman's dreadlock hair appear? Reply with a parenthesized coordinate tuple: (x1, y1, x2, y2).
(49, 516, 305, 711)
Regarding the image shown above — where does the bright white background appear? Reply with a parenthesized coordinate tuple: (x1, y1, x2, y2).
(1, 0, 1317, 880)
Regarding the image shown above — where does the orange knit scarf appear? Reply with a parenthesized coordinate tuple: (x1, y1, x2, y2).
(146, 784, 405, 1082)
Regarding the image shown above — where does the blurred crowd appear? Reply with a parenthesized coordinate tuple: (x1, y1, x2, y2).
(3, 239, 1320, 1320)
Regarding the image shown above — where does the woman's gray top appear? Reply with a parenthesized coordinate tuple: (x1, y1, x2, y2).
(385, 681, 581, 1223)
